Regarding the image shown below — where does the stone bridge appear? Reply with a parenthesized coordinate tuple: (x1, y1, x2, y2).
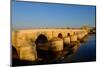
(12, 28, 89, 61)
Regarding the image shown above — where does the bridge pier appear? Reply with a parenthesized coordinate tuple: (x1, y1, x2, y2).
(12, 32, 37, 61)
(50, 37, 63, 52)
(63, 36, 70, 45)
(70, 34, 78, 42)
(19, 43, 37, 61)
(77, 32, 88, 41)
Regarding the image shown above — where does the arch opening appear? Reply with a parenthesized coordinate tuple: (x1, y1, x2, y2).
(67, 33, 70, 36)
(35, 34, 48, 45)
(58, 33, 63, 39)
(35, 34, 50, 59)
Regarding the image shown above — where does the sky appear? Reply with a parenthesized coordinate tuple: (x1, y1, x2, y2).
(12, 0, 96, 29)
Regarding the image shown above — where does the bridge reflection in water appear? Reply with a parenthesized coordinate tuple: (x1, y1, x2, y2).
(12, 33, 96, 66)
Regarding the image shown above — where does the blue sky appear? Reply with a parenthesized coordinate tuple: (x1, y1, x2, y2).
(12, 1, 96, 29)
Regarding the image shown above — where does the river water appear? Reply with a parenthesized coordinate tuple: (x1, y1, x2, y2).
(72, 34, 96, 62)
(61, 34, 96, 63)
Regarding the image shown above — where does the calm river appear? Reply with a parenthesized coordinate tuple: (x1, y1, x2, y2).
(61, 34, 96, 63)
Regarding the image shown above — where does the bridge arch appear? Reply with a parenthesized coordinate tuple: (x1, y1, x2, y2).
(67, 33, 70, 36)
(34, 32, 49, 41)
(35, 34, 49, 45)
(57, 33, 63, 39)
(34, 34, 50, 59)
